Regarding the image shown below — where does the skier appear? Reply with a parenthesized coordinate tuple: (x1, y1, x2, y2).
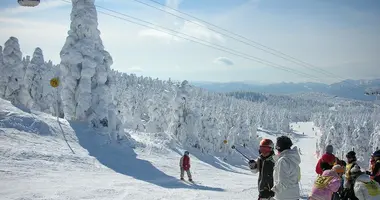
(271, 136, 301, 200)
(179, 151, 192, 182)
(309, 165, 345, 200)
(315, 145, 336, 175)
(351, 165, 380, 200)
(248, 139, 275, 200)
(342, 151, 359, 200)
(369, 150, 380, 184)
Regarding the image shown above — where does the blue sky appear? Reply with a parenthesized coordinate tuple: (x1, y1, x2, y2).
(1, 0, 379, 84)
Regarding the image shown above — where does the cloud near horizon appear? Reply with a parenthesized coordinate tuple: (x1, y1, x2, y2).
(213, 57, 234, 66)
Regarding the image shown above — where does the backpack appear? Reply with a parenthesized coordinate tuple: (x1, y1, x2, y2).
(363, 180, 380, 196)
(314, 175, 333, 189)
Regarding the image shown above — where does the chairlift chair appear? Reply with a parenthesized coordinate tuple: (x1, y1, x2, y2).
(18, 0, 40, 7)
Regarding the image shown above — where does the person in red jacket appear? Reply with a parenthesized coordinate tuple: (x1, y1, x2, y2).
(180, 151, 193, 181)
(316, 145, 336, 175)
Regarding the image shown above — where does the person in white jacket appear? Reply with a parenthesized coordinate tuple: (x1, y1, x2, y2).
(350, 165, 380, 200)
(271, 136, 301, 200)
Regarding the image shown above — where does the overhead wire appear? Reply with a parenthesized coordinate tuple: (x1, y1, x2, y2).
(60, 0, 324, 82)
(138, 0, 347, 81)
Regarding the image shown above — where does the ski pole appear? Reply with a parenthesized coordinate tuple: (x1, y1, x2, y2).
(231, 145, 250, 161)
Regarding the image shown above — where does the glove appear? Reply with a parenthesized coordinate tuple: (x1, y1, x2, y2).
(259, 189, 275, 198)
(248, 160, 256, 169)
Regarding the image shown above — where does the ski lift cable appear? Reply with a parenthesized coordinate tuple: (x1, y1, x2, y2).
(139, 0, 349, 81)
(60, 0, 323, 82)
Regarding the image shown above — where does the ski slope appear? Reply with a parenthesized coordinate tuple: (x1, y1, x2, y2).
(0, 98, 320, 200)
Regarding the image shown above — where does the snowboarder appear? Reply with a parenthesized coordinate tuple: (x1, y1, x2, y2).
(248, 139, 275, 200)
(315, 145, 336, 175)
(271, 136, 301, 200)
(309, 165, 344, 200)
(351, 165, 380, 200)
(369, 150, 380, 184)
(179, 151, 192, 182)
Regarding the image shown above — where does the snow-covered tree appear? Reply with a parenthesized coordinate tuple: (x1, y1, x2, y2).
(22, 55, 30, 69)
(2, 37, 28, 105)
(60, 0, 121, 139)
(170, 80, 191, 140)
(41, 62, 62, 116)
(24, 47, 46, 109)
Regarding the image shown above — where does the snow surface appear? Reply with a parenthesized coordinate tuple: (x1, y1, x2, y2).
(0, 98, 320, 200)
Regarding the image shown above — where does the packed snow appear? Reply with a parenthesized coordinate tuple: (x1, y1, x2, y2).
(0, 98, 322, 199)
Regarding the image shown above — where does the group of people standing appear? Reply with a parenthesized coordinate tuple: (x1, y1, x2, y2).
(248, 136, 380, 200)
(310, 145, 380, 200)
(178, 134, 380, 200)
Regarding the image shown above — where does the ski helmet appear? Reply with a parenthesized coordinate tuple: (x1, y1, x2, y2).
(275, 136, 293, 152)
(260, 139, 274, 149)
(372, 150, 380, 158)
(184, 151, 189, 155)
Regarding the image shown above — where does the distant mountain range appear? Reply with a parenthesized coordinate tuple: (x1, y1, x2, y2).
(191, 79, 380, 101)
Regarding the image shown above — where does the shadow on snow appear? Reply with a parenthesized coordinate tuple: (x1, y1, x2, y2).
(70, 122, 224, 192)
(172, 147, 251, 175)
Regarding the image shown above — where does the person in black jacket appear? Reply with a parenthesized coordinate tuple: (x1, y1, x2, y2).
(249, 139, 276, 200)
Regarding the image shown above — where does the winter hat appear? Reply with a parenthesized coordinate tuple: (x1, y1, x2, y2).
(275, 136, 293, 152)
(184, 151, 189, 155)
(321, 153, 336, 164)
(346, 151, 356, 159)
(260, 139, 274, 149)
(372, 150, 380, 158)
(332, 165, 345, 174)
(325, 145, 334, 154)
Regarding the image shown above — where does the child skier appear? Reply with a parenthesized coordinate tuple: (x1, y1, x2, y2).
(248, 139, 275, 200)
(179, 151, 192, 182)
(351, 165, 380, 200)
(309, 165, 344, 200)
(271, 136, 301, 200)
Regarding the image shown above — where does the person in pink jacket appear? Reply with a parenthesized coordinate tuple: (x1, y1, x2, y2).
(309, 165, 345, 200)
